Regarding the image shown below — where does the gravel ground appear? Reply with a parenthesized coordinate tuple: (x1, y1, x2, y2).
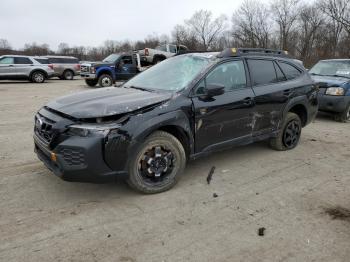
(0, 79, 349, 262)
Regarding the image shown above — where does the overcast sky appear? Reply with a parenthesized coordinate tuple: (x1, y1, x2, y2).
(0, 0, 272, 51)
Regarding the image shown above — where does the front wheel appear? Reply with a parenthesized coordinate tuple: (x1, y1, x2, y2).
(334, 103, 350, 123)
(85, 79, 98, 87)
(269, 112, 302, 151)
(127, 131, 186, 194)
(98, 74, 113, 87)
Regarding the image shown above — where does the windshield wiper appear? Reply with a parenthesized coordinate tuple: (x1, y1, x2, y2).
(327, 74, 350, 79)
(126, 85, 153, 92)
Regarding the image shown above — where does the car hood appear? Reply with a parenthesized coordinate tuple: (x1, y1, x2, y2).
(311, 75, 349, 87)
(46, 87, 172, 119)
(81, 61, 114, 67)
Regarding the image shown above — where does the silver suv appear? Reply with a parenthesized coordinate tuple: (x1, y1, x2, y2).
(0, 55, 54, 83)
(43, 56, 80, 80)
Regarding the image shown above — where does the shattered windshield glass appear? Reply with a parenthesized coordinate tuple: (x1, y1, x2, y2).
(124, 55, 213, 92)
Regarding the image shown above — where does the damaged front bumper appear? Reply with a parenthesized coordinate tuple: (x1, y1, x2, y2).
(34, 133, 121, 183)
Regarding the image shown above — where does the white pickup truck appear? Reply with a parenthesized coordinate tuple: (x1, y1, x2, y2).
(137, 44, 188, 65)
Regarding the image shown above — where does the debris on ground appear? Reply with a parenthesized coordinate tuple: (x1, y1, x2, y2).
(258, 227, 266, 236)
(213, 193, 219, 198)
(107, 234, 111, 238)
(207, 166, 216, 184)
(324, 206, 350, 222)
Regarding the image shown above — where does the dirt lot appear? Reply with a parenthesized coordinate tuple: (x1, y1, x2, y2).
(0, 78, 349, 262)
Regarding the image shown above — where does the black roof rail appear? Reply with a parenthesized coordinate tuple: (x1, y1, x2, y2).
(174, 50, 215, 56)
(217, 48, 290, 58)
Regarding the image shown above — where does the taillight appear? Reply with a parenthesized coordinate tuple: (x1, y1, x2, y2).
(48, 64, 54, 70)
(145, 48, 149, 56)
(76, 64, 81, 70)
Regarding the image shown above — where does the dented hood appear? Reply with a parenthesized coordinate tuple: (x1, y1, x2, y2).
(46, 87, 172, 119)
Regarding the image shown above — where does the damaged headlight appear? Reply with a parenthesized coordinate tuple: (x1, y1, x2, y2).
(325, 87, 345, 96)
(67, 123, 121, 137)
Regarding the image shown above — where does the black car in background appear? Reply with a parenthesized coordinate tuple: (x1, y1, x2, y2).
(33, 48, 318, 194)
(309, 59, 350, 122)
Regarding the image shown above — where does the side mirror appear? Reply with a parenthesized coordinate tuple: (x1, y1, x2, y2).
(205, 84, 225, 97)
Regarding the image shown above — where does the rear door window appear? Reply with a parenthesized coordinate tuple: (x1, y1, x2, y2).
(15, 57, 33, 64)
(247, 59, 277, 86)
(35, 58, 49, 64)
(278, 61, 302, 80)
(0, 57, 14, 64)
(274, 62, 287, 82)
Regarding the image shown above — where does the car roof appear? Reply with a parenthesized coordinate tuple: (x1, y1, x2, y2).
(43, 55, 78, 59)
(1, 55, 32, 58)
(319, 59, 350, 62)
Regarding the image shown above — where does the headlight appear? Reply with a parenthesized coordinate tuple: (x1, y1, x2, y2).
(325, 87, 345, 96)
(67, 123, 120, 137)
(90, 66, 96, 74)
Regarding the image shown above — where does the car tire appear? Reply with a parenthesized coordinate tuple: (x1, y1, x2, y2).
(98, 74, 113, 87)
(127, 131, 186, 194)
(31, 71, 46, 83)
(152, 56, 164, 64)
(334, 103, 350, 123)
(63, 70, 74, 80)
(85, 79, 98, 87)
(269, 112, 302, 151)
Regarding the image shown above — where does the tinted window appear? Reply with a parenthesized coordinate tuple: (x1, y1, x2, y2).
(247, 59, 277, 86)
(48, 58, 78, 64)
(274, 62, 287, 82)
(178, 46, 187, 52)
(278, 61, 302, 80)
(0, 57, 14, 64)
(15, 57, 32, 64)
(35, 58, 49, 64)
(205, 60, 247, 92)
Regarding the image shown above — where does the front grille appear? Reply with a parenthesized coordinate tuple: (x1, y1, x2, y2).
(80, 65, 90, 73)
(34, 114, 56, 144)
(59, 148, 85, 166)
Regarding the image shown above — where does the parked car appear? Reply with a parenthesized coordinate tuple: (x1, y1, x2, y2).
(0, 55, 54, 83)
(42, 56, 80, 80)
(80, 53, 140, 87)
(34, 48, 318, 194)
(137, 44, 188, 65)
(309, 59, 350, 122)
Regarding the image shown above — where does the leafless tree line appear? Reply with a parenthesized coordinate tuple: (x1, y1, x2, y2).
(1, 0, 350, 67)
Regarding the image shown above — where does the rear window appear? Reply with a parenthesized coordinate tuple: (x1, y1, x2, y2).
(48, 58, 79, 64)
(34, 58, 49, 64)
(247, 59, 277, 86)
(15, 57, 32, 64)
(278, 61, 302, 80)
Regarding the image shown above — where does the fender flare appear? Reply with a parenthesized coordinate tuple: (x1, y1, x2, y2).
(96, 66, 115, 80)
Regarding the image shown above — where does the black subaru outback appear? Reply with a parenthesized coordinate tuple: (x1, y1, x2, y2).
(34, 48, 318, 193)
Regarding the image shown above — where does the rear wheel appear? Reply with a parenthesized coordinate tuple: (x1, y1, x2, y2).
(62, 70, 74, 80)
(85, 79, 98, 87)
(127, 131, 186, 194)
(334, 103, 350, 123)
(270, 112, 302, 151)
(98, 74, 113, 87)
(31, 71, 46, 83)
(152, 56, 165, 64)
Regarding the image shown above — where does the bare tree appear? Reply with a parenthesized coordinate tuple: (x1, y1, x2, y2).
(185, 10, 228, 50)
(271, 0, 300, 51)
(232, 0, 272, 48)
(0, 39, 12, 50)
(295, 5, 324, 63)
(321, 0, 350, 34)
